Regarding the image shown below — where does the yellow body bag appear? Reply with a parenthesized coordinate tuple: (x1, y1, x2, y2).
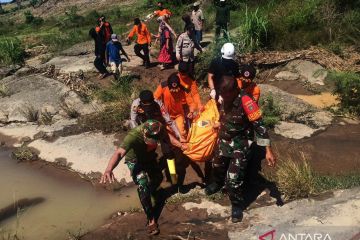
(183, 99, 219, 162)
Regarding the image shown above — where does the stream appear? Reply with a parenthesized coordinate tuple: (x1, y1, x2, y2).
(0, 148, 140, 240)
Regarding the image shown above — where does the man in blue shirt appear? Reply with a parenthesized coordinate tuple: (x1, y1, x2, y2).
(106, 34, 130, 80)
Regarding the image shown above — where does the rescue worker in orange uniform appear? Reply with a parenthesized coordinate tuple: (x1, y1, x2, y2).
(178, 61, 204, 112)
(154, 1, 172, 18)
(154, 72, 196, 139)
(237, 64, 261, 102)
(127, 18, 152, 68)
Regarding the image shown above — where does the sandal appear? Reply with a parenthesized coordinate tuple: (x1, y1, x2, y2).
(147, 222, 160, 236)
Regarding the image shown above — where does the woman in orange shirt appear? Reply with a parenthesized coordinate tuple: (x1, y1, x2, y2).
(127, 18, 152, 68)
(154, 73, 195, 139)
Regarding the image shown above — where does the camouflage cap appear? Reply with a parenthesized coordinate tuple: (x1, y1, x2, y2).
(143, 120, 162, 145)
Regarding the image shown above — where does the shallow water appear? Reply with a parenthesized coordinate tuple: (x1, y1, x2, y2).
(0, 149, 140, 240)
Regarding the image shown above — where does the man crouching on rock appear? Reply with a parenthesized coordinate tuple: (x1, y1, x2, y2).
(208, 76, 277, 223)
(100, 120, 183, 235)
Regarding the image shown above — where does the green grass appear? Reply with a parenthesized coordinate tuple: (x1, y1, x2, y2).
(0, 38, 26, 65)
(315, 174, 360, 192)
(80, 75, 140, 133)
(259, 93, 281, 128)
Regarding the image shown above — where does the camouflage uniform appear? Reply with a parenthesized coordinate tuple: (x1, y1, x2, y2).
(120, 124, 164, 220)
(212, 91, 270, 208)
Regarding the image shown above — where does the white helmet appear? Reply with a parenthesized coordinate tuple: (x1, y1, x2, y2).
(221, 43, 235, 60)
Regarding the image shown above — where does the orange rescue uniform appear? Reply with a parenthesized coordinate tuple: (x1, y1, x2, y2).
(154, 9, 172, 17)
(237, 79, 261, 102)
(154, 82, 195, 138)
(128, 23, 151, 45)
(178, 73, 203, 111)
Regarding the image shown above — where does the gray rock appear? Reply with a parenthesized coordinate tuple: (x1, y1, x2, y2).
(0, 110, 8, 123)
(60, 41, 93, 56)
(41, 104, 57, 115)
(0, 74, 96, 123)
(286, 60, 328, 85)
(28, 132, 132, 183)
(42, 55, 95, 73)
(274, 121, 320, 139)
(0, 74, 68, 122)
(274, 71, 300, 81)
(0, 65, 21, 79)
(228, 188, 360, 240)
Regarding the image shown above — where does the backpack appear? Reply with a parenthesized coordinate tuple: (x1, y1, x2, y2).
(103, 22, 112, 43)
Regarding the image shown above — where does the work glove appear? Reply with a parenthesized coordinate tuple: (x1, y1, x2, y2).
(218, 95, 224, 104)
(210, 89, 216, 99)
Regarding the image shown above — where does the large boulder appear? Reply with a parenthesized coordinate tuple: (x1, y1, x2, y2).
(285, 60, 328, 85)
(274, 121, 319, 139)
(42, 55, 95, 73)
(60, 41, 93, 56)
(28, 132, 132, 183)
(0, 74, 96, 123)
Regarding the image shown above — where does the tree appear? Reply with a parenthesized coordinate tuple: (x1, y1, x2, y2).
(0, 3, 4, 14)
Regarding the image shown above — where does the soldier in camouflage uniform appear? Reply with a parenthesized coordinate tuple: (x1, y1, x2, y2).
(100, 120, 179, 235)
(206, 77, 276, 223)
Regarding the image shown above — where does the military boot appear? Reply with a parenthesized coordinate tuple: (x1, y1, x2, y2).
(231, 205, 243, 223)
(205, 182, 223, 196)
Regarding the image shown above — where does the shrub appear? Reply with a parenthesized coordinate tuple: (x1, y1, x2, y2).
(62, 6, 85, 28)
(259, 93, 281, 128)
(195, 38, 228, 84)
(24, 10, 43, 25)
(20, 105, 39, 122)
(273, 157, 316, 200)
(60, 102, 80, 119)
(83, 75, 140, 133)
(40, 109, 53, 125)
(0, 38, 26, 65)
(12, 146, 38, 162)
(30, 0, 39, 8)
(327, 71, 360, 116)
(285, 1, 319, 32)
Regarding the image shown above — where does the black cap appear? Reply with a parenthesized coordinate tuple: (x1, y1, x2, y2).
(139, 90, 154, 103)
(240, 64, 256, 80)
(134, 18, 141, 25)
(167, 73, 180, 89)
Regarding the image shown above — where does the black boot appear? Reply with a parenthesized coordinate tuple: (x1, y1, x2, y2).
(205, 182, 223, 196)
(231, 205, 243, 223)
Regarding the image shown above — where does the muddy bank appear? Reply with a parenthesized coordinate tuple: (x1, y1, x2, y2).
(272, 123, 360, 174)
